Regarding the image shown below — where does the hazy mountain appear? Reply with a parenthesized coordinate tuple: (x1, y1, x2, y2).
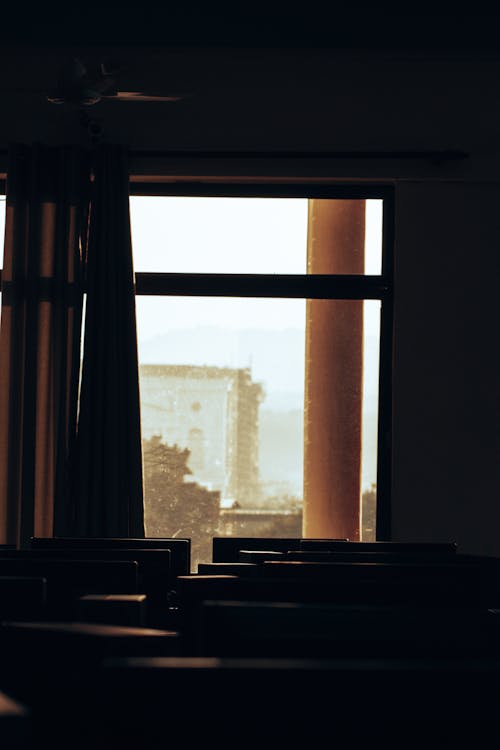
(139, 326, 380, 411)
(259, 407, 378, 493)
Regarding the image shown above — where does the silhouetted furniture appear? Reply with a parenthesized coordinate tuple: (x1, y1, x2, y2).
(0, 559, 139, 620)
(238, 550, 286, 562)
(0, 620, 182, 724)
(298, 540, 458, 557)
(286, 550, 460, 564)
(175, 558, 487, 654)
(64, 655, 500, 747)
(260, 559, 492, 605)
(0, 577, 47, 620)
(0, 549, 172, 626)
(182, 561, 485, 606)
(77, 594, 148, 627)
(196, 599, 496, 658)
(212, 537, 348, 562)
(197, 562, 259, 575)
(30, 537, 191, 578)
(1, 536, 494, 750)
(0, 691, 30, 750)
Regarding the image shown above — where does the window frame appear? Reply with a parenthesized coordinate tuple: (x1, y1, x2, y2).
(130, 181, 394, 540)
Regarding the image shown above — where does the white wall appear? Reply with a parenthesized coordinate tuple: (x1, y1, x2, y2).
(392, 182, 500, 555)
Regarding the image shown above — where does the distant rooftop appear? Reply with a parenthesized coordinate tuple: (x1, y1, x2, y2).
(140, 364, 256, 381)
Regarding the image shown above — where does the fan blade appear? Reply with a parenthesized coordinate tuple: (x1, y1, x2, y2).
(107, 91, 187, 102)
(60, 57, 87, 86)
(72, 58, 87, 77)
(88, 76, 117, 96)
(46, 95, 67, 105)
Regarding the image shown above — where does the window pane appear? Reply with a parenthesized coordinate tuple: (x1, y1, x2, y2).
(136, 296, 380, 567)
(130, 197, 382, 275)
(0, 195, 5, 268)
(361, 300, 380, 541)
(0, 195, 5, 327)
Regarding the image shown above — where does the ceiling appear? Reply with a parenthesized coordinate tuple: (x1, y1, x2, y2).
(3, 5, 500, 51)
(1, 7, 499, 178)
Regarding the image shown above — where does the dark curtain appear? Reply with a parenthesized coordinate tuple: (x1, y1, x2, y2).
(0, 144, 89, 546)
(73, 144, 145, 536)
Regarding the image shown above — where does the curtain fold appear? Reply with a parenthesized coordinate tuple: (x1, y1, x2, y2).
(0, 143, 90, 546)
(73, 144, 145, 537)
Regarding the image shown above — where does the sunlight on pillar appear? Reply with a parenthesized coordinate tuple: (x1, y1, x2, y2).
(303, 200, 365, 540)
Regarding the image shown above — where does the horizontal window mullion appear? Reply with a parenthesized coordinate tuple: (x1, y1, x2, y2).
(0, 270, 391, 299)
(130, 182, 394, 199)
(134, 273, 390, 299)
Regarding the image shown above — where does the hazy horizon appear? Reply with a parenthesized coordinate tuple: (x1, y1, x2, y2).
(137, 323, 380, 491)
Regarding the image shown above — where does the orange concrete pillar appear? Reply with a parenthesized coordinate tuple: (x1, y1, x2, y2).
(303, 199, 365, 540)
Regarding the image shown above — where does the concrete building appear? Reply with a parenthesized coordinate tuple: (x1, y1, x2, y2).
(140, 364, 264, 507)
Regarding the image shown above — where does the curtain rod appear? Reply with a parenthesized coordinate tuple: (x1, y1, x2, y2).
(129, 149, 469, 161)
(0, 148, 468, 161)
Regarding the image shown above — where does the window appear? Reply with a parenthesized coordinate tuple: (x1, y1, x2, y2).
(0, 182, 392, 567)
(130, 184, 393, 570)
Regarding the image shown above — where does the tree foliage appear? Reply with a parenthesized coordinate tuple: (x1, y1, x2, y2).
(142, 436, 221, 566)
(361, 483, 377, 541)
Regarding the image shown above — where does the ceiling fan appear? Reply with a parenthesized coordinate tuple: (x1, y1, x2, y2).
(44, 57, 189, 106)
